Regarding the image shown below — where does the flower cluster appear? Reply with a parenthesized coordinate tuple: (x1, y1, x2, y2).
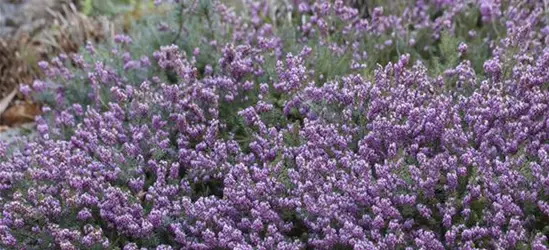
(1, 0, 549, 249)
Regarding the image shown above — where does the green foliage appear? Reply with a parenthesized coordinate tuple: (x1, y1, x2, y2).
(434, 31, 460, 75)
(82, 0, 138, 16)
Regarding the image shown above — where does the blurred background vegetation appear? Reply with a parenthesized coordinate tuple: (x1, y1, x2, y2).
(0, 0, 158, 128)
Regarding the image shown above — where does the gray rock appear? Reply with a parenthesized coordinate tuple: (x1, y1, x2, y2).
(0, 122, 36, 144)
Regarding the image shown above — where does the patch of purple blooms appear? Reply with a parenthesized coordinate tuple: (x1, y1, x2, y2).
(2, 0, 549, 249)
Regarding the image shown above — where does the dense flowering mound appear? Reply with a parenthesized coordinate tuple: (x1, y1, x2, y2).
(2, 0, 549, 249)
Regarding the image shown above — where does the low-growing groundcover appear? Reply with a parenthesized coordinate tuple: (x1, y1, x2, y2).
(1, 0, 549, 249)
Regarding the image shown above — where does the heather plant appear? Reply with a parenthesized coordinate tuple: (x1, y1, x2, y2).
(2, 0, 549, 249)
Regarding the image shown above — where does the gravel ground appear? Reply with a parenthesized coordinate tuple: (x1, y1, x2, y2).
(0, 0, 66, 37)
(0, 0, 19, 37)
